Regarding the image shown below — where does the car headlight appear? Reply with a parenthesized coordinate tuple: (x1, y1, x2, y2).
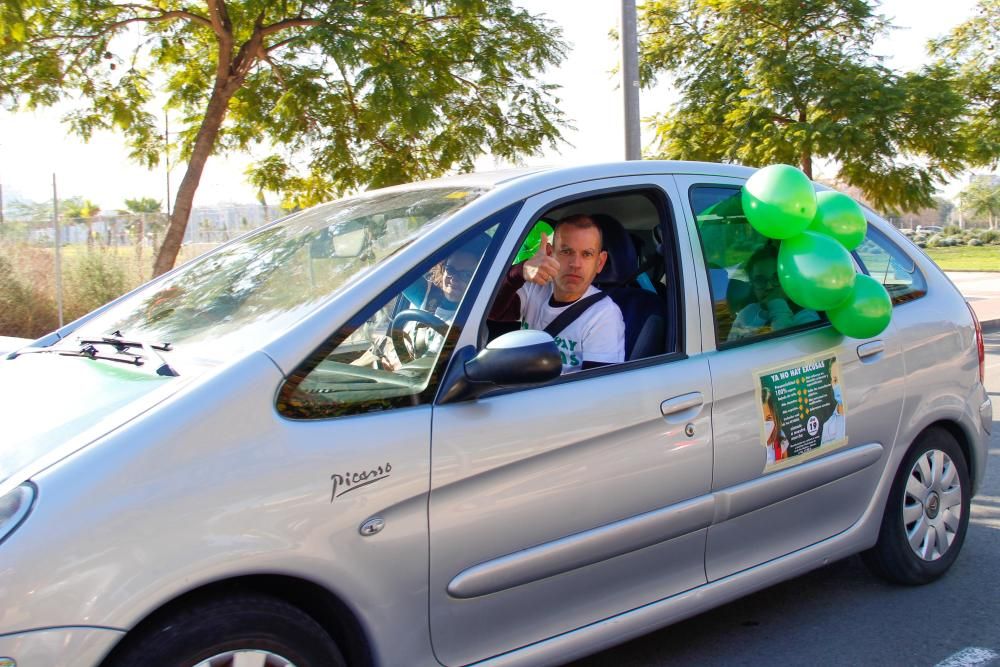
(0, 482, 36, 545)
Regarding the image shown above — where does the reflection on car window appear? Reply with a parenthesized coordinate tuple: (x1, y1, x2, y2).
(690, 186, 822, 344)
(278, 227, 497, 419)
(854, 226, 927, 305)
(73, 187, 486, 365)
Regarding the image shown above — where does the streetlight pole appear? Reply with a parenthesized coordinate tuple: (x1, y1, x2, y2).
(621, 0, 641, 161)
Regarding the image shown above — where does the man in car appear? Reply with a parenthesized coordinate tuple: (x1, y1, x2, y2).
(492, 214, 625, 373)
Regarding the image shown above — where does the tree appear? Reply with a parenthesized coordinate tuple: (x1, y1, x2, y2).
(638, 0, 969, 213)
(63, 198, 102, 245)
(123, 197, 162, 213)
(1, 1, 567, 276)
(62, 198, 101, 221)
(929, 0, 999, 168)
(960, 179, 1000, 229)
(933, 197, 955, 227)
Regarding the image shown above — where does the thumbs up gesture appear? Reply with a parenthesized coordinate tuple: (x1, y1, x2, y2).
(522, 232, 559, 285)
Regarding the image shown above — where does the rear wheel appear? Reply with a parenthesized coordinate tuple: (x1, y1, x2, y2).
(862, 427, 971, 585)
(105, 593, 346, 667)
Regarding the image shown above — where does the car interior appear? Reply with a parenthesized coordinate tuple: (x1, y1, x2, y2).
(485, 189, 677, 362)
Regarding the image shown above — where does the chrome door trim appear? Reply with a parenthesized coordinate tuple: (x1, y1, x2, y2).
(447, 495, 715, 599)
(712, 443, 883, 523)
(447, 442, 883, 599)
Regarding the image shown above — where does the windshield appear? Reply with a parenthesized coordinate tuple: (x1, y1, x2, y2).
(71, 187, 486, 365)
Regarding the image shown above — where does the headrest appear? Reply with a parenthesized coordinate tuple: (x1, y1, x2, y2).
(590, 214, 637, 286)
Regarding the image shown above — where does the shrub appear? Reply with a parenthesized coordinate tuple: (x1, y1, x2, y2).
(0, 248, 59, 338)
(0, 244, 143, 339)
(968, 238, 983, 246)
(977, 229, 1000, 244)
(943, 225, 962, 236)
(62, 249, 132, 319)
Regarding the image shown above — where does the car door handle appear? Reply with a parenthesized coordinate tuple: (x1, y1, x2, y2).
(660, 392, 704, 417)
(857, 340, 884, 360)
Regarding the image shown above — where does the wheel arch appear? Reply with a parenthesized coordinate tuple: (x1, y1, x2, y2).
(98, 574, 374, 667)
(925, 419, 976, 489)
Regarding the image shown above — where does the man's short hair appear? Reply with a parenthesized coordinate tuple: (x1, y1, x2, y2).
(553, 214, 603, 251)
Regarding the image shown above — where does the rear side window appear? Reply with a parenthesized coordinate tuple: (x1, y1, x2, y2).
(689, 186, 822, 345)
(854, 226, 927, 305)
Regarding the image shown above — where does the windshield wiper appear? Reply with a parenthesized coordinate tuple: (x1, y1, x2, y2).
(12, 331, 179, 377)
(87, 330, 173, 353)
(77, 330, 179, 376)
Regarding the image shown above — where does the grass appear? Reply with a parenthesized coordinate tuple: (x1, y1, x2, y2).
(0, 242, 217, 339)
(923, 246, 1000, 272)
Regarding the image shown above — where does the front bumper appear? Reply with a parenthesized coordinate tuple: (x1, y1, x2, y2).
(0, 627, 123, 667)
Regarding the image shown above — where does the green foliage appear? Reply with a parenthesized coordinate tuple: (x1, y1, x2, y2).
(124, 197, 162, 213)
(639, 0, 972, 213)
(63, 248, 130, 315)
(959, 179, 1000, 226)
(929, 0, 1000, 167)
(62, 198, 101, 220)
(1, 0, 568, 203)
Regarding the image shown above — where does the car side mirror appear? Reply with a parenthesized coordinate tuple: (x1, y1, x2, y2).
(439, 330, 562, 403)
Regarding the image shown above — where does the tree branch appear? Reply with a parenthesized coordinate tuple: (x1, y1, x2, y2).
(206, 0, 234, 82)
(260, 17, 322, 38)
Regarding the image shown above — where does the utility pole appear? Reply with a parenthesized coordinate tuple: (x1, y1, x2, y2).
(52, 174, 63, 327)
(621, 0, 641, 160)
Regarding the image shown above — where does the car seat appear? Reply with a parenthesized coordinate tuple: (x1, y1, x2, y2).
(591, 214, 668, 360)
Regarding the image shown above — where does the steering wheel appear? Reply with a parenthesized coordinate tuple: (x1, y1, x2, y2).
(388, 308, 451, 363)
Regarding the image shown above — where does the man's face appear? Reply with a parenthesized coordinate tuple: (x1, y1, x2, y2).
(552, 223, 607, 302)
(441, 251, 477, 302)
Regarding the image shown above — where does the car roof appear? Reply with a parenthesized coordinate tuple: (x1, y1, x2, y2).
(383, 160, 758, 195)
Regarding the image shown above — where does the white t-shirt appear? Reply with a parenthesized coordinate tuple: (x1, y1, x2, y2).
(517, 282, 625, 374)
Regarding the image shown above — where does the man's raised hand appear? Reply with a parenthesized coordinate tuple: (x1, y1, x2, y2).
(522, 232, 559, 285)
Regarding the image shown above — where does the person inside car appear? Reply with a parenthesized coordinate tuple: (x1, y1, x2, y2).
(359, 234, 489, 370)
(727, 243, 819, 341)
(491, 214, 625, 373)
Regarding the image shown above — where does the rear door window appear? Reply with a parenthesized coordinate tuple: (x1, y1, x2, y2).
(854, 225, 927, 305)
(689, 186, 823, 345)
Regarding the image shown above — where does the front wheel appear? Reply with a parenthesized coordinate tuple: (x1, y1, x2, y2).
(862, 427, 971, 585)
(104, 593, 346, 667)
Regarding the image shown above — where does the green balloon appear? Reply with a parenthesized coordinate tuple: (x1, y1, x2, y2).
(809, 191, 867, 251)
(515, 220, 554, 264)
(827, 274, 892, 338)
(741, 164, 817, 240)
(777, 231, 856, 311)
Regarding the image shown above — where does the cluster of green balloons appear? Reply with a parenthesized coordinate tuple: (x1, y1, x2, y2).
(742, 164, 891, 339)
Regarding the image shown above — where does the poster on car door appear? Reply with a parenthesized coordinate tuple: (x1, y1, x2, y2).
(756, 353, 847, 471)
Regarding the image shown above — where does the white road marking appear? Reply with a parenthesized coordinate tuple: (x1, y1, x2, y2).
(934, 647, 999, 667)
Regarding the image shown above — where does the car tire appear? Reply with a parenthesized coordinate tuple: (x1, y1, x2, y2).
(105, 592, 347, 667)
(862, 427, 971, 585)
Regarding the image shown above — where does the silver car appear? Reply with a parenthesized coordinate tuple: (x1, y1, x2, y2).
(0, 162, 992, 667)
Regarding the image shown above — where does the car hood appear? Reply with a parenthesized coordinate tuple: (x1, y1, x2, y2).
(0, 353, 182, 487)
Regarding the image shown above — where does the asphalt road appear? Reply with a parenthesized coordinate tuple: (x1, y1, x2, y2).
(572, 331, 1000, 667)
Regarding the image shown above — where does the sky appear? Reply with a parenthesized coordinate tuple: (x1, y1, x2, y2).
(0, 0, 982, 211)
